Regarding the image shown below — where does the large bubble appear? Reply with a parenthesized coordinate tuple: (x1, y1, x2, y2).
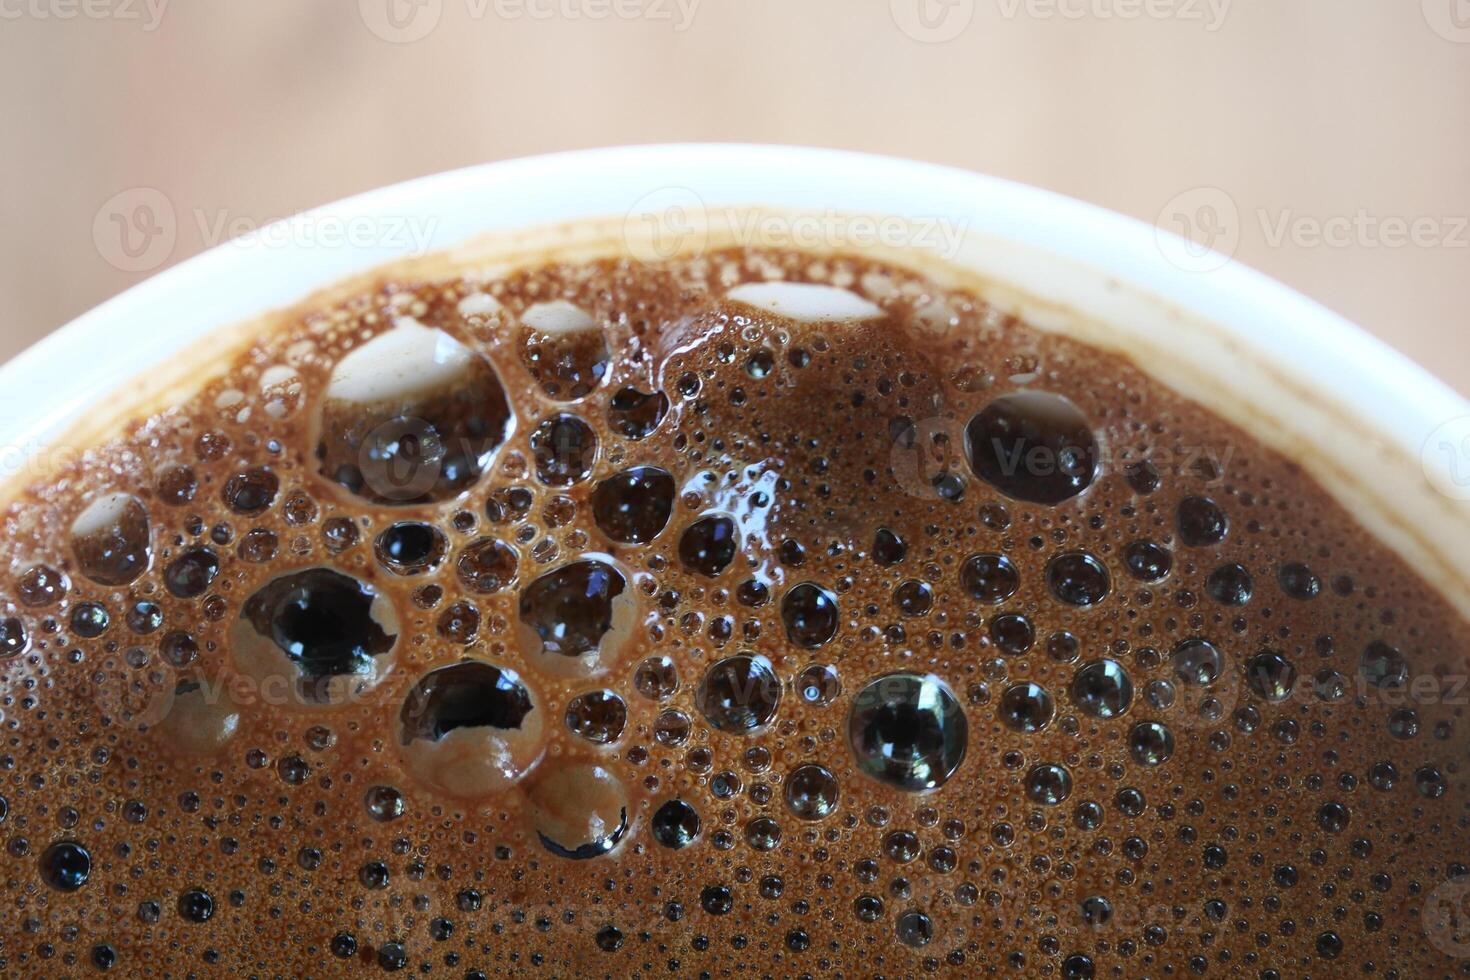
(314, 319, 512, 505)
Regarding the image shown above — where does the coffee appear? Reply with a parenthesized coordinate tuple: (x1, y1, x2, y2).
(0, 244, 1465, 976)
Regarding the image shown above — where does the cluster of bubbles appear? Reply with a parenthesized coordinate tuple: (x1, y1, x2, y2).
(0, 250, 1463, 976)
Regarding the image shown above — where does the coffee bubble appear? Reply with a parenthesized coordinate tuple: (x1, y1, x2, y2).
(316, 319, 513, 505)
(398, 661, 545, 799)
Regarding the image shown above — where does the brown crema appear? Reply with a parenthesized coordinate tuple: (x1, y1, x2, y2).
(0, 246, 1465, 977)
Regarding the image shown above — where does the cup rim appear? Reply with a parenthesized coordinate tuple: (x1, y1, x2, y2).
(3, 143, 1466, 596)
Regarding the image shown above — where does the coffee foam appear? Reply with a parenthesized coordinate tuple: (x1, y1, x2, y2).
(0, 224, 1465, 976)
(9, 210, 1461, 618)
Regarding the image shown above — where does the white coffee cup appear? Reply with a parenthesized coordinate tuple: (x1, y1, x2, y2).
(2, 144, 1466, 611)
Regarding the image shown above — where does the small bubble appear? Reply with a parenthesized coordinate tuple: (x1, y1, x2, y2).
(592, 466, 675, 544)
(565, 690, 627, 744)
(607, 387, 668, 440)
(90, 944, 117, 971)
(376, 943, 407, 971)
(1278, 562, 1321, 600)
(653, 709, 692, 745)
(595, 925, 625, 953)
(365, 785, 406, 822)
(1124, 540, 1172, 582)
(959, 553, 1019, 604)
(305, 726, 336, 751)
(872, 527, 907, 565)
(784, 764, 839, 820)
(237, 528, 279, 563)
(1128, 721, 1174, 766)
(1415, 765, 1447, 799)
(634, 655, 680, 700)
(1205, 562, 1253, 606)
(895, 909, 933, 947)
(978, 502, 1011, 530)
(375, 522, 448, 575)
(700, 885, 733, 915)
(999, 682, 1054, 733)
(679, 516, 738, 577)
(161, 548, 218, 599)
(1046, 552, 1110, 607)
(0, 617, 29, 658)
(781, 583, 839, 648)
(1359, 641, 1408, 688)
(893, 579, 933, 617)
(651, 799, 701, 849)
(1245, 651, 1296, 702)
(437, 600, 481, 644)
(39, 840, 90, 892)
(744, 816, 782, 851)
(1072, 660, 1133, 718)
(736, 578, 770, 607)
(1073, 802, 1103, 831)
(276, 754, 310, 785)
(1178, 496, 1228, 546)
(1312, 668, 1347, 702)
(17, 564, 69, 607)
(456, 537, 519, 594)
(222, 466, 279, 515)
(159, 630, 198, 668)
(1046, 630, 1080, 663)
(322, 517, 360, 554)
(1025, 763, 1073, 806)
(126, 601, 163, 634)
(848, 673, 967, 792)
(697, 655, 781, 734)
(531, 414, 598, 487)
(990, 613, 1035, 654)
(797, 663, 841, 706)
(1387, 707, 1420, 739)
(1080, 895, 1113, 927)
(177, 888, 214, 923)
(1171, 638, 1224, 686)
(1125, 461, 1161, 495)
(745, 349, 776, 378)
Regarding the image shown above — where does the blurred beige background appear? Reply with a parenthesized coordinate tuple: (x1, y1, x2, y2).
(1, 0, 1466, 394)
